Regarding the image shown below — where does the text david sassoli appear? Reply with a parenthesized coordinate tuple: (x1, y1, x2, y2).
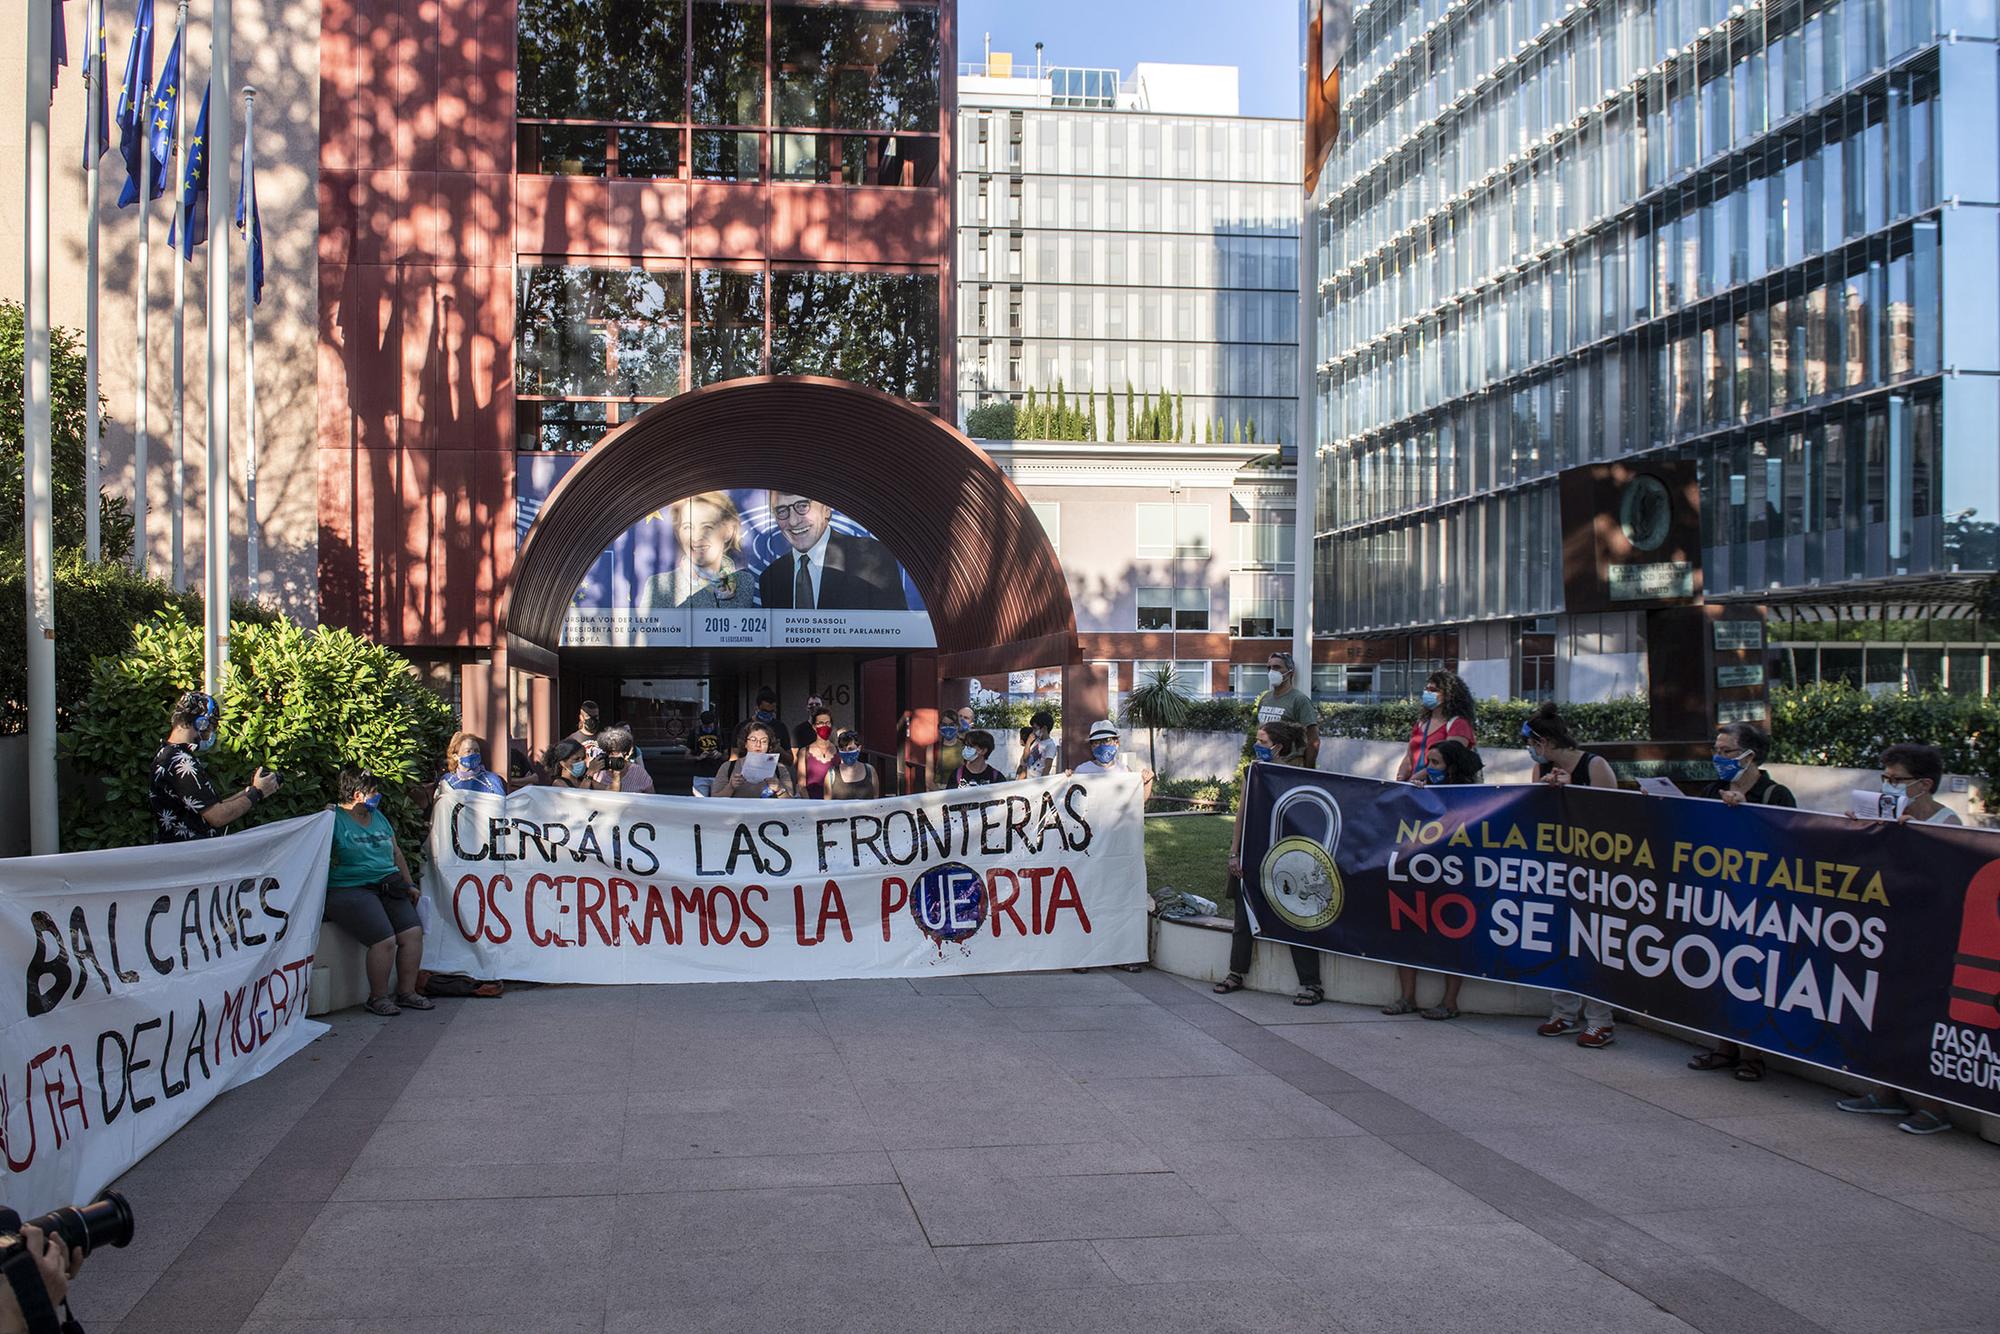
(1383, 815, 1888, 1028)
(5, 876, 315, 1175)
(442, 784, 1104, 949)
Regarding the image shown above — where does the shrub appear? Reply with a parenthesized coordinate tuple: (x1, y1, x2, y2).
(62, 608, 457, 863)
(963, 401, 1018, 440)
(1149, 775, 1240, 813)
(1316, 696, 1650, 748)
(1770, 683, 2000, 785)
(1, 299, 133, 558)
(972, 699, 1063, 731)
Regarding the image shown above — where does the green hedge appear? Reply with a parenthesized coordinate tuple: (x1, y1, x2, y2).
(62, 608, 456, 862)
(1315, 696, 1651, 748)
(1770, 683, 2000, 783)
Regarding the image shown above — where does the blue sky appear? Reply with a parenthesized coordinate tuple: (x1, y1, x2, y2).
(959, 0, 1302, 120)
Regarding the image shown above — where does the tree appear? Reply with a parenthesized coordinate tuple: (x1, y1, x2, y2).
(1023, 387, 1040, 440)
(1085, 387, 1098, 442)
(1054, 379, 1068, 438)
(1247, 419, 1258, 444)
(1123, 663, 1193, 778)
(964, 401, 1018, 440)
(1, 300, 133, 559)
(1174, 392, 1185, 443)
(1125, 382, 1136, 440)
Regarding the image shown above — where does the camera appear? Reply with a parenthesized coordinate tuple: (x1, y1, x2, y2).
(0, 1191, 135, 1259)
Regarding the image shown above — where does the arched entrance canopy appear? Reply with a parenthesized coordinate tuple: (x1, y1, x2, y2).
(505, 376, 1077, 665)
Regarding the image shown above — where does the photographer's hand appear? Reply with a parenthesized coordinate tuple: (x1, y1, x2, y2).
(253, 766, 282, 797)
(0, 1225, 77, 1333)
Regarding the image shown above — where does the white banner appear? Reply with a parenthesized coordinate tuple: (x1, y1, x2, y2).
(0, 814, 334, 1215)
(422, 775, 1148, 983)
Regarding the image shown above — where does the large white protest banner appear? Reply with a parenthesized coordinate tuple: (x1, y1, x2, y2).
(0, 814, 333, 1215)
(423, 775, 1148, 983)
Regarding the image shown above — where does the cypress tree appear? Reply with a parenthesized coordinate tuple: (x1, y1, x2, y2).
(1174, 392, 1185, 442)
(1024, 388, 1039, 439)
(1085, 387, 1098, 441)
(1125, 382, 1136, 440)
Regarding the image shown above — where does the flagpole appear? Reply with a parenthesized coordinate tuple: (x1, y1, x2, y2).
(241, 84, 260, 600)
(25, 0, 60, 852)
(168, 0, 188, 591)
(84, 0, 104, 563)
(1290, 6, 1317, 688)
(132, 78, 152, 576)
(203, 0, 233, 695)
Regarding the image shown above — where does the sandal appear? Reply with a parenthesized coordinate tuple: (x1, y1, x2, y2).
(1687, 1050, 1736, 1072)
(394, 992, 435, 1011)
(1293, 985, 1324, 1007)
(1420, 1005, 1459, 1021)
(1380, 997, 1418, 1015)
(363, 996, 401, 1017)
(1734, 1058, 1766, 1082)
(1212, 973, 1246, 994)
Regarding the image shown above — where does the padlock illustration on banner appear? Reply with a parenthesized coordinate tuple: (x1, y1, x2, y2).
(1949, 861, 2000, 1029)
(1258, 784, 1345, 931)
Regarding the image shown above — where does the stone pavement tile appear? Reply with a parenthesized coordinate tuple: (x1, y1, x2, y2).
(995, 1001, 1198, 1033)
(117, 1200, 322, 1331)
(901, 1170, 1232, 1246)
(234, 1320, 604, 1334)
(1010, 1026, 1261, 1078)
(247, 1197, 613, 1321)
(334, 1151, 900, 1203)
(345, 1098, 624, 1178)
(968, 971, 1156, 1008)
(1091, 1234, 1283, 1285)
(607, 1228, 944, 1310)
(1358, 1061, 1684, 1132)
(1612, 1069, 1833, 1119)
(1270, 1016, 1528, 1075)
(231, 1111, 386, 1203)
(1629, 1199, 2000, 1334)
(940, 1277, 1356, 1334)
(1466, 1116, 1865, 1217)
(625, 1071, 862, 1116)
(1215, 1029, 1353, 1076)
(82, 1167, 245, 1329)
(1082, 1074, 1368, 1140)
(381, 1087, 623, 1125)
(636, 979, 817, 1012)
(1309, 1088, 1452, 1138)
(890, 1140, 1168, 1181)
(1272, 1064, 1376, 1095)
(1150, 1136, 1506, 1234)
(608, 1183, 930, 1260)
(1202, 986, 1394, 1028)
(622, 1105, 884, 1160)
(1695, 1110, 2000, 1195)
(1261, 1220, 1701, 1334)
(933, 1240, 1125, 1291)
(395, 1049, 634, 1100)
(1893, 1185, 2000, 1238)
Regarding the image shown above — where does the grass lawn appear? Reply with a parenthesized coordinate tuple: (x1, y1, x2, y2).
(1143, 813, 1238, 915)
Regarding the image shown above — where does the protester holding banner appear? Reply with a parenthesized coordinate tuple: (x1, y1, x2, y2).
(1686, 720, 1797, 1081)
(441, 732, 508, 797)
(325, 767, 432, 1016)
(826, 728, 881, 799)
(543, 739, 589, 788)
(711, 721, 797, 798)
(586, 724, 654, 794)
(1383, 738, 1480, 1019)
(1396, 670, 1477, 783)
(150, 690, 283, 842)
(1074, 720, 1154, 801)
(1871, 744, 1962, 827)
(1219, 720, 1325, 1005)
(951, 730, 1007, 789)
(1524, 703, 1622, 1049)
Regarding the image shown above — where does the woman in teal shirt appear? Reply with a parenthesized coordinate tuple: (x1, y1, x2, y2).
(326, 767, 433, 1016)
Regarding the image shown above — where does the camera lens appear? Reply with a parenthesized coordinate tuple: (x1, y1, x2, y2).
(33, 1191, 135, 1257)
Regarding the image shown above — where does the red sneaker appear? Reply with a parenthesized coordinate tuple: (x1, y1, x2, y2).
(1576, 1027, 1616, 1049)
(1536, 1019, 1579, 1037)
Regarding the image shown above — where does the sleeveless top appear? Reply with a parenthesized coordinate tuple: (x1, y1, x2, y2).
(803, 750, 835, 799)
(827, 764, 877, 800)
(1537, 750, 1608, 788)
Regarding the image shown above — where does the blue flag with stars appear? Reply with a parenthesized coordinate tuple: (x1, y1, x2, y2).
(114, 0, 156, 207)
(236, 114, 264, 305)
(51, 0, 70, 99)
(83, 3, 109, 167)
(169, 83, 208, 258)
(141, 17, 182, 199)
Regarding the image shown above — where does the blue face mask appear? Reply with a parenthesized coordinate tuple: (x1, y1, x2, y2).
(196, 729, 217, 752)
(1881, 779, 1910, 800)
(363, 793, 382, 810)
(1253, 743, 1274, 762)
(569, 760, 587, 779)
(1425, 763, 1446, 784)
(1092, 743, 1117, 766)
(755, 709, 774, 723)
(459, 752, 481, 771)
(1421, 689, 1440, 710)
(1713, 755, 1744, 782)
(838, 748, 861, 764)
(939, 724, 959, 742)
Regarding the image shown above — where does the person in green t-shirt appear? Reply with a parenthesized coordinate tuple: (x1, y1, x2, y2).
(1252, 650, 1319, 768)
(325, 767, 433, 1017)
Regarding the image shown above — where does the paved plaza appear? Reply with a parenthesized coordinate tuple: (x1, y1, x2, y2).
(84, 970, 2000, 1334)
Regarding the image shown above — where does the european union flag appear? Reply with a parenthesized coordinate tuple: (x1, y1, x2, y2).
(142, 17, 183, 197)
(236, 115, 264, 305)
(169, 83, 207, 258)
(114, 0, 156, 206)
(83, 4, 109, 167)
(51, 0, 69, 99)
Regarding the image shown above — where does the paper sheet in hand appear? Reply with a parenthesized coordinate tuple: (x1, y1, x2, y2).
(1637, 777, 1683, 798)
(1850, 788, 1904, 820)
(739, 751, 778, 783)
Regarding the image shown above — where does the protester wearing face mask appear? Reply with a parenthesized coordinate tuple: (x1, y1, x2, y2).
(1254, 651, 1320, 768)
(1383, 738, 1480, 1018)
(1687, 721, 1795, 1081)
(1396, 671, 1477, 784)
(1070, 720, 1154, 799)
(324, 767, 433, 1017)
(566, 701, 602, 748)
(798, 705, 839, 799)
(1860, 743, 1961, 827)
(442, 731, 508, 796)
(586, 723, 654, 794)
(826, 729, 880, 800)
(690, 710, 726, 777)
(950, 729, 1007, 788)
(1218, 721, 1326, 1005)
(1522, 703, 1620, 1049)
(543, 739, 589, 788)
(151, 690, 282, 842)
(931, 706, 973, 790)
(1021, 709, 1061, 779)
(792, 692, 828, 759)
(711, 721, 797, 798)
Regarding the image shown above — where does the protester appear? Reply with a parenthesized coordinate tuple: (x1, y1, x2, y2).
(1523, 702, 1621, 1049)
(826, 728, 880, 799)
(543, 739, 589, 788)
(797, 703, 840, 798)
(1872, 743, 1962, 827)
(689, 709, 727, 777)
(1383, 737, 1480, 1018)
(1071, 720, 1154, 800)
(441, 731, 508, 796)
(586, 723, 654, 794)
(151, 690, 283, 842)
(1217, 720, 1325, 1005)
(1254, 650, 1320, 768)
(324, 767, 432, 1017)
(1687, 720, 1796, 1081)
(1014, 725, 1038, 779)
(930, 706, 976, 789)
(1396, 670, 1477, 783)
(791, 691, 828, 759)
(1020, 709, 1061, 779)
(566, 700, 602, 748)
(752, 687, 783, 739)
(508, 745, 538, 787)
(950, 729, 1008, 788)
(710, 721, 797, 798)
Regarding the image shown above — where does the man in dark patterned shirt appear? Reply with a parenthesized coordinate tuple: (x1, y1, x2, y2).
(151, 691, 282, 842)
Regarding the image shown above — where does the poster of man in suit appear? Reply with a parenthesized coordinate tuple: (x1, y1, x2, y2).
(757, 492, 909, 611)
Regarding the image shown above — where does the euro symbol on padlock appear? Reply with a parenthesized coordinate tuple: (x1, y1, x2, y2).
(1258, 783, 1346, 930)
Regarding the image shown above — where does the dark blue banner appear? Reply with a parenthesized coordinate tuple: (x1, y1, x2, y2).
(1240, 765, 2000, 1117)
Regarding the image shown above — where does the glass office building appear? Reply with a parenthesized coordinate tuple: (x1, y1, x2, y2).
(1309, 0, 2000, 696)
